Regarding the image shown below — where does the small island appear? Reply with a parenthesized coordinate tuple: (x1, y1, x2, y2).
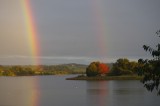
(67, 59, 143, 80)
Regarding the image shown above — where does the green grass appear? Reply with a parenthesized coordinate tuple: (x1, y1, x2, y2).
(66, 75, 142, 80)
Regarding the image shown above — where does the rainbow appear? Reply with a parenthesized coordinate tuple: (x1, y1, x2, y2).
(23, 77, 40, 106)
(21, 1, 41, 105)
(30, 78, 40, 106)
(21, 0, 41, 65)
(91, 0, 108, 61)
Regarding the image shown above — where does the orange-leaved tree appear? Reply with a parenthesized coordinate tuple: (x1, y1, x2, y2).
(86, 62, 110, 77)
(98, 63, 110, 75)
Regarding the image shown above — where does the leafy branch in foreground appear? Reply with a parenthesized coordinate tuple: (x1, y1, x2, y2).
(138, 30, 160, 95)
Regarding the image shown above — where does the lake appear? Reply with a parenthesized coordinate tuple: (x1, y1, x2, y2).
(0, 75, 159, 106)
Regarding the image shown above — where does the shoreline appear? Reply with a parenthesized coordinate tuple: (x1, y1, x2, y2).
(66, 75, 142, 80)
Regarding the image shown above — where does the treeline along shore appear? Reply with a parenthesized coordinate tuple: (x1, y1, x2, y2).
(0, 58, 145, 81)
(0, 63, 86, 76)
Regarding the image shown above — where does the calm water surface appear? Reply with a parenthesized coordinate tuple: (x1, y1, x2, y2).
(0, 75, 159, 106)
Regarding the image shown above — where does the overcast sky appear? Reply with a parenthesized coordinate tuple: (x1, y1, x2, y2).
(0, 0, 160, 65)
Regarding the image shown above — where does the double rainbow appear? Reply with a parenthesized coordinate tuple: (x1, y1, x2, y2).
(19, 0, 108, 106)
(21, 0, 108, 65)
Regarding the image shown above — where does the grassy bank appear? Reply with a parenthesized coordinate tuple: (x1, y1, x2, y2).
(66, 75, 142, 80)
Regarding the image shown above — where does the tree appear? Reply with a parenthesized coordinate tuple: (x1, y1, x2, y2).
(3, 70, 15, 76)
(0, 67, 3, 76)
(86, 62, 109, 77)
(137, 30, 160, 95)
(110, 58, 137, 75)
(98, 63, 110, 75)
(86, 62, 99, 77)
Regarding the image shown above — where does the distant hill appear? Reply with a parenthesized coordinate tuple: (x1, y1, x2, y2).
(42, 63, 113, 73)
(55, 63, 113, 71)
(60, 63, 88, 67)
(41, 63, 88, 74)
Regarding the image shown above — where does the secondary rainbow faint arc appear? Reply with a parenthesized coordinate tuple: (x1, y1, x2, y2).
(21, 0, 41, 65)
(91, 0, 108, 60)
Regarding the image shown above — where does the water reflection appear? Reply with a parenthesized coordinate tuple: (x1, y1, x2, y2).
(86, 81, 108, 106)
(111, 81, 145, 95)
(0, 76, 40, 106)
(0, 76, 160, 106)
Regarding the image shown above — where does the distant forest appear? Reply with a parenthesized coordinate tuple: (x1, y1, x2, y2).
(0, 58, 142, 76)
(0, 63, 113, 76)
(0, 63, 88, 76)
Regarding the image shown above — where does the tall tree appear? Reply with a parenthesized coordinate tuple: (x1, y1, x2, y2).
(138, 30, 160, 95)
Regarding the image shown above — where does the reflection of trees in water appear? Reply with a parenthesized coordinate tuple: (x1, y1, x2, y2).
(86, 80, 160, 106)
(86, 81, 108, 106)
(111, 81, 145, 95)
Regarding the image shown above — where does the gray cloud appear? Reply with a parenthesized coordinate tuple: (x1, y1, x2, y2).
(0, 0, 160, 65)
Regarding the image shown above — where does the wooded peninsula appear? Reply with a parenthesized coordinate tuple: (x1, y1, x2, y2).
(0, 58, 141, 78)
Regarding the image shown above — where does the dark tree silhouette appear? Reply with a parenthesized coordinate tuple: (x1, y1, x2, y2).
(138, 30, 160, 95)
(110, 58, 137, 76)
